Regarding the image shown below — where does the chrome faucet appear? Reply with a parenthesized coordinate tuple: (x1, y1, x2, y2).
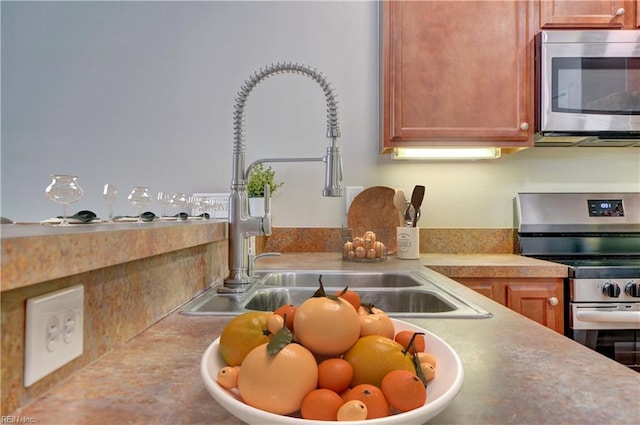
(222, 62, 343, 292)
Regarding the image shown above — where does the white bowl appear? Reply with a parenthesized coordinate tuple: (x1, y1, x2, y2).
(201, 318, 463, 425)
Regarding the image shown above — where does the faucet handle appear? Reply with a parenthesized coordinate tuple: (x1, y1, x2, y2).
(262, 184, 272, 236)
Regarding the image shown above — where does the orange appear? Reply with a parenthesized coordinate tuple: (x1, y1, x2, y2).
(343, 335, 415, 388)
(381, 369, 427, 412)
(317, 358, 353, 393)
(219, 312, 272, 366)
(293, 296, 360, 356)
(300, 389, 344, 421)
(237, 342, 318, 415)
(394, 330, 426, 355)
(343, 384, 390, 419)
(335, 288, 361, 311)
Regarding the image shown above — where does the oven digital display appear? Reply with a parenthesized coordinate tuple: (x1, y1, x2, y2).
(588, 199, 624, 217)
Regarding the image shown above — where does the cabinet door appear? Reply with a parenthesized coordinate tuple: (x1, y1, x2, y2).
(454, 278, 503, 304)
(539, 0, 632, 29)
(381, 0, 533, 150)
(505, 280, 564, 334)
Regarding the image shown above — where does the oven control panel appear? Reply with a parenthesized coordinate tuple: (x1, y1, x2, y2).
(571, 278, 640, 302)
(588, 199, 624, 217)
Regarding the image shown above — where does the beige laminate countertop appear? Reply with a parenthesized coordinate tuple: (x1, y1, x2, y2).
(15, 254, 639, 424)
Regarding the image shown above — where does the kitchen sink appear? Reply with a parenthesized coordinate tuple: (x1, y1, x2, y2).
(181, 270, 492, 318)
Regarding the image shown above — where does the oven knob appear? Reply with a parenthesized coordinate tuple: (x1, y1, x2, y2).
(625, 281, 640, 298)
(602, 282, 621, 298)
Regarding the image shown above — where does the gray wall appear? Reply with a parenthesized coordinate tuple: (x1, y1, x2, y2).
(2, 1, 639, 228)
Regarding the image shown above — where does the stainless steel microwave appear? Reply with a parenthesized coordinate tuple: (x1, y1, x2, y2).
(535, 30, 640, 146)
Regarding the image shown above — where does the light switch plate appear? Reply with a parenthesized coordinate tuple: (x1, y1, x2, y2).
(345, 186, 364, 214)
(24, 285, 84, 387)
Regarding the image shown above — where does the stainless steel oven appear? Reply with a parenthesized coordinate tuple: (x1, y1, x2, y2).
(515, 193, 640, 371)
(536, 30, 640, 139)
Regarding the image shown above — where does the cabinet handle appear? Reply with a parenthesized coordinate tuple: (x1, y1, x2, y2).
(615, 7, 625, 16)
(520, 122, 529, 131)
(548, 297, 559, 306)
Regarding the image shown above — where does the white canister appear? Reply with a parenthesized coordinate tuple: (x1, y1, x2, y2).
(397, 227, 420, 259)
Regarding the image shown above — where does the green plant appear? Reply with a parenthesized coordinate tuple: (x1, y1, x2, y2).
(247, 163, 283, 198)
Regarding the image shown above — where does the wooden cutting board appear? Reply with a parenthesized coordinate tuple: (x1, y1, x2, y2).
(347, 186, 399, 254)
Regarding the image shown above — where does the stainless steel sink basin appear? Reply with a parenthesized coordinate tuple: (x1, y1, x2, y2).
(245, 289, 456, 314)
(259, 271, 421, 288)
(180, 270, 492, 318)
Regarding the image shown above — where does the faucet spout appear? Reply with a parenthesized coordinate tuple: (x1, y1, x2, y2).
(223, 62, 343, 291)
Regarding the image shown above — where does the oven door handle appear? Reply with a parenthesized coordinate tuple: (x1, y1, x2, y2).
(576, 310, 640, 324)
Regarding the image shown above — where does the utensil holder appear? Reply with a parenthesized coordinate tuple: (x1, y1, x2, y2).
(397, 226, 420, 259)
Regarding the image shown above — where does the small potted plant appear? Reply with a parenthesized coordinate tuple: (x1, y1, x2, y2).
(247, 163, 283, 215)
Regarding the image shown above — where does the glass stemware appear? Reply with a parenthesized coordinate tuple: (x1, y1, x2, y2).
(128, 186, 152, 223)
(170, 192, 187, 220)
(103, 184, 118, 222)
(197, 196, 211, 220)
(45, 175, 83, 226)
(157, 191, 171, 220)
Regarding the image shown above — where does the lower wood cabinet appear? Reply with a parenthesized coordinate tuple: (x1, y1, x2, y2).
(456, 277, 564, 334)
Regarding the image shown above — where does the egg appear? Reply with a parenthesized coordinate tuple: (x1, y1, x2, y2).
(363, 230, 376, 244)
(355, 246, 366, 258)
(346, 250, 355, 259)
(366, 248, 376, 259)
(352, 236, 364, 248)
(343, 240, 354, 255)
(373, 241, 387, 258)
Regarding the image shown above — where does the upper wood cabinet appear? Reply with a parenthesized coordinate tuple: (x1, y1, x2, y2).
(381, 0, 535, 152)
(539, 0, 638, 29)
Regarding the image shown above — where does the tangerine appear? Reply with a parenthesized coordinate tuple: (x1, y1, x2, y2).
(293, 296, 360, 356)
(335, 288, 361, 311)
(380, 369, 427, 413)
(237, 342, 318, 415)
(273, 304, 297, 331)
(300, 388, 344, 421)
(219, 312, 272, 366)
(343, 335, 415, 388)
(358, 305, 395, 339)
(216, 366, 240, 389)
(343, 383, 390, 419)
(317, 358, 353, 393)
(337, 399, 368, 421)
(394, 330, 426, 355)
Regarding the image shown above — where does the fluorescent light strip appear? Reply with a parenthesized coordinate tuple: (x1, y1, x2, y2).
(392, 147, 501, 160)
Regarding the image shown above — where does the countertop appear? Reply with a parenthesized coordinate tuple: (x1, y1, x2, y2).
(15, 254, 639, 424)
(1, 221, 228, 291)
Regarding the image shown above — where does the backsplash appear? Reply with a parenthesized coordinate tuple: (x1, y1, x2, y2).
(257, 227, 517, 255)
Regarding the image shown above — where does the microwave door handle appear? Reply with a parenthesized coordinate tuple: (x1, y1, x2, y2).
(576, 310, 640, 324)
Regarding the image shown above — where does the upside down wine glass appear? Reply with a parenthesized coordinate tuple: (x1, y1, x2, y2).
(103, 184, 118, 222)
(45, 175, 84, 226)
(128, 186, 152, 223)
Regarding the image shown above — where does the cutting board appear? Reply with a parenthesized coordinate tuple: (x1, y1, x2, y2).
(347, 186, 399, 254)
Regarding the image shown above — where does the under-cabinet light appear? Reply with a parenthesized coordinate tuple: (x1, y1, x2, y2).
(392, 147, 501, 160)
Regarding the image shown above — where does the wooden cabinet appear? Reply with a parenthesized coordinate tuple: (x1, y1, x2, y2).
(539, 0, 638, 29)
(456, 277, 565, 334)
(381, 0, 535, 152)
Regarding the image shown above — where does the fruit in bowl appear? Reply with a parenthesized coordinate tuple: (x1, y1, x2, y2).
(202, 280, 464, 424)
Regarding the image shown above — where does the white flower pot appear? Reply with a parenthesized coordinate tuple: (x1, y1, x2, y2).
(248, 197, 266, 216)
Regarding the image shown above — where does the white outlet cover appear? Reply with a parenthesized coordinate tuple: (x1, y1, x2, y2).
(24, 284, 84, 387)
(345, 186, 364, 214)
